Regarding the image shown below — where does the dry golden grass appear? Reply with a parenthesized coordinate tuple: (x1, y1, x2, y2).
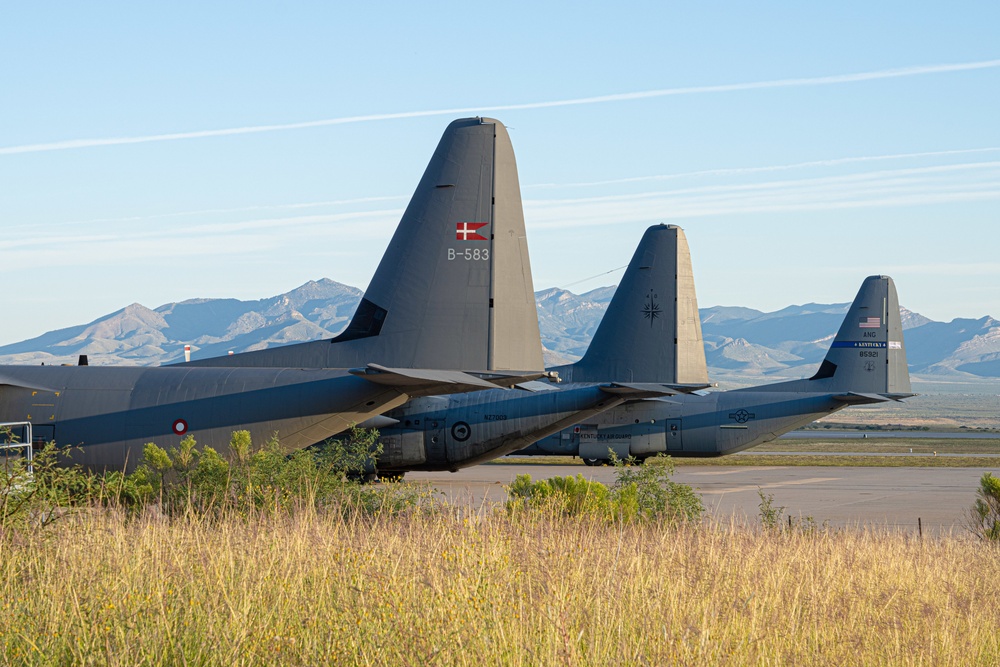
(2, 508, 999, 665)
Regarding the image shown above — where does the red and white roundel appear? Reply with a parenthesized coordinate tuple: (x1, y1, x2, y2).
(172, 419, 188, 435)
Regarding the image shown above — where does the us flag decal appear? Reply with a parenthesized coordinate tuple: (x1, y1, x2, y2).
(859, 317, 881, 328)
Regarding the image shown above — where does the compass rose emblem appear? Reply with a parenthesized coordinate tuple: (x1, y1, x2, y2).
(641, 289, 660, 327)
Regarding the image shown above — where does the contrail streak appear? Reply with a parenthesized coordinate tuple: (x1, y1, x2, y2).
(526, 147, 1000, 189)
(3, 59, 998, 155)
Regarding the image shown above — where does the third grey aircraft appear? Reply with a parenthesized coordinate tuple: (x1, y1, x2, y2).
(517, 276, 913, 462)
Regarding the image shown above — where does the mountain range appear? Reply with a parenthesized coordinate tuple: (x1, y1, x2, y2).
(2, 278, 999, 382)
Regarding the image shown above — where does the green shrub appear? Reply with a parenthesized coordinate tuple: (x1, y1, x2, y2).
(968, 472, 1000, 542)
(506, 454, 704, 523)
(2, 427, 428, 531)
(758, 488, 786, 530)
(507, 473, 611, 516)
(611, 454, 704, 523)
(128, 427, 427, 518)
(1, 439, 119, 529)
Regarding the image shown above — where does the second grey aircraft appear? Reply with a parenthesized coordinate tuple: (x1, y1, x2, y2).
(370, 225, 913, 473)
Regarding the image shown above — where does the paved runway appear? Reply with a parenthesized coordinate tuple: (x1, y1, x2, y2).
(782, 430, 1000, 440)
(406, 464, 1000, 535)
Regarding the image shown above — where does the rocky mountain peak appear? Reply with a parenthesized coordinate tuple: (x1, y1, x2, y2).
(1, 280, 997, 380)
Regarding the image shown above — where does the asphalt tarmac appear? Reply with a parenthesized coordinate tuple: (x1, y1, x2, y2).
(782, 430, 1000, 440)
(406, 463, 1000, 535)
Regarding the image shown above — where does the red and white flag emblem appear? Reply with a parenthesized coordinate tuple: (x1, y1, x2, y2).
(456, 222, 489, 241)
(858, 317, 881, 328)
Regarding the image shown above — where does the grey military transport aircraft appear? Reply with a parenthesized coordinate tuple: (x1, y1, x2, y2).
(368, 224, 713, 476)
(517, 273, 914, 463)
(0, 117, 550, 469)
(368, 223, 913, 474)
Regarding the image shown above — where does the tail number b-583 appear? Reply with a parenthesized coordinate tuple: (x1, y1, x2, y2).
(448, 248, 490, 261)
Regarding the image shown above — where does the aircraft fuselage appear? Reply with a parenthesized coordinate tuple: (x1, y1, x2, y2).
(376, 385, 628, 472)
(517, 389, 848, 460)
(0, 365, 409, 469)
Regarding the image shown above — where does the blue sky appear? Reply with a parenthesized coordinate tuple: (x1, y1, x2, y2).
(2, 3, 998, 344)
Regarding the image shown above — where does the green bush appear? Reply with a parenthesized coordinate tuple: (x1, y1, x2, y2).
(129, 427, 430, 518)
(1, 426, 37, 530)
(506, 454, 704, 523)
(2, 436, 156, 531)
(611, 453, 704, 522)
(757, 488, 786, 530)
(507, 474, 610, 516)
(2, 427, 430, 531)
(968, 472, 1000, 542)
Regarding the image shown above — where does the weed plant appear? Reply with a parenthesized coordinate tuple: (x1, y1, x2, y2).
(967, 472, 1000, 542)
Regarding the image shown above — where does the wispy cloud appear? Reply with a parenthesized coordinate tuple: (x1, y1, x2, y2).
(526, 148, 1000, 189)
(0, 209, 403, 254)
(3, 59, 999, 155)
(13, 146, 1000, 233)
(525, 161, 1000, 228)
(5, 195, 409, 233)
(5, 161, 997, 268)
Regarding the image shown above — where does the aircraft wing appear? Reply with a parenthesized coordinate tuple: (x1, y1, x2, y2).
(348, 364, 546, 397)
(832, 392, 917, 404)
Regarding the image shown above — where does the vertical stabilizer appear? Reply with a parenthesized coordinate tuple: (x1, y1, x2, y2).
(187, 118, 543, 372)
(488, 121, 543, 371)
(767, 275, 912, 394)
(816, 275, 911, 394)
(551, 224, 708, 383)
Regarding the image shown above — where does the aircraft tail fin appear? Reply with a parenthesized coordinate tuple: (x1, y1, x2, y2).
(550, 224, 708, 384)
(769, 275, 912, 395)
(186, 118, 543, 372)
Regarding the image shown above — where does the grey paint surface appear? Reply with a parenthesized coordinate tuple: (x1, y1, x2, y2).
(0, 364, 527, 468)
(375, 383, 700, 473)
(184, 118, 542, 373)
(408, 464, 992, 534)
(550, 224, 707, 384)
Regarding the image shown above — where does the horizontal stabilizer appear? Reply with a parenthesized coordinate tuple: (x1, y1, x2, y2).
(513, 380, 561, 392)
(355, 415, 401, 430)
(350, 365, 499, 389)
(599, 382, 712, 397)
(832, 392, 917, 404)
(349, 364, 546, 396)
(0, 374, 57, 392)
(462, 369, 553, 388)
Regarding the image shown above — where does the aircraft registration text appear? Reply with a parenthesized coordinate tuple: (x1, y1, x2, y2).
(447, 248, 490, 261)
